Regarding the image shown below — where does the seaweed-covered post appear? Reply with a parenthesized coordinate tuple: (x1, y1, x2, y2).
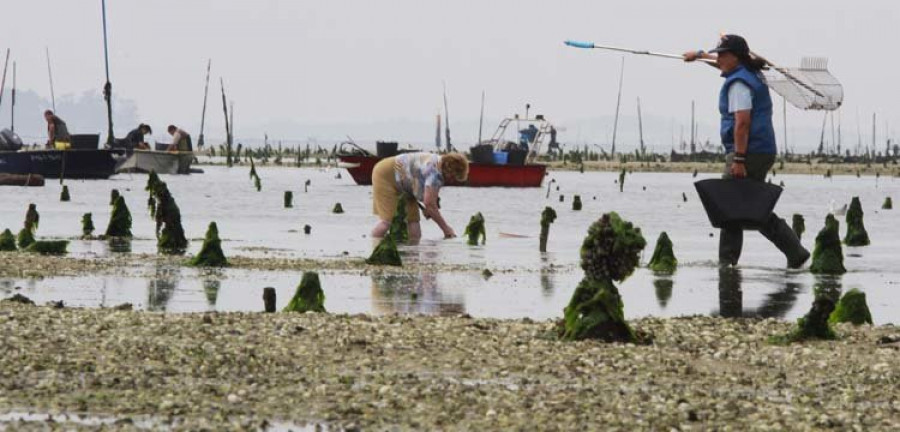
(332, 203, 344, 214)
(0, 229, 16, 251)
(263, 287, 276, 313)
(146, 170, 162, 194)
(829, 288, 873, 325)
(249, 156, 261, 191)
(883, 197, 893, 210)
(153, 182, 189, 254)
(772, 284, 840, 343)
(843, 197, 870, 246)
(105, 195, 133, 238)
(618, 168, 626, 192)
(464, 212, 486, 246)
(539, 206, 557, 253)
(81, 213, 95, 238)
(110, 189, 120, 206)
(26, 241, 69, 255)
(283, 272, 326, 313)
(561, 212, 646, 342)
(17, 204, 39, 249)
(810, 214, 846, 274)
(648, 232, 677, 274)
(60, 185, 70, 202)
(792, 214, 805, 240)
(189, 222, 228, 267)
(572, 195, 582, 211)
(284, 191, 293, 208)
(303, 224, 312, 235)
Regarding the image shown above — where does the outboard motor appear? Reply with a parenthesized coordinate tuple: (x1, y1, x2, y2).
(0, 129, 24, 151)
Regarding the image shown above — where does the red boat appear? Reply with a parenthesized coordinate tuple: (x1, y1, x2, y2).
(338, 114, 556, 188)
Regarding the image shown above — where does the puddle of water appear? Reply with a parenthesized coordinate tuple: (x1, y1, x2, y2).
(1, 167, 899, 323)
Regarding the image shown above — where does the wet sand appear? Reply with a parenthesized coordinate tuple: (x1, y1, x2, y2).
(1, 302, 899, 430)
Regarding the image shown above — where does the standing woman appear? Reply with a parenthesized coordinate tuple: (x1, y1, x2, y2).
(684, 35, 809, 268)
(371, 152, 469, 242)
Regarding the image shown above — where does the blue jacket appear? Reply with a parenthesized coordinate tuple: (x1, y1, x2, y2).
(719, 65, 777, 154)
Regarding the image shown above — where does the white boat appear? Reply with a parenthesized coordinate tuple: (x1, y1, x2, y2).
(115, 150, 194, 175)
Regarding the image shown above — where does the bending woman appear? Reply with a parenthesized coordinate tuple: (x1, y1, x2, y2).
(371, 152, 469, 242)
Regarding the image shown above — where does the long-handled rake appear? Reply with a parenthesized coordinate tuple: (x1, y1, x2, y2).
(564, 40, 843, 111)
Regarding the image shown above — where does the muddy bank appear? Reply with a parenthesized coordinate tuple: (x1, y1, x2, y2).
(1, 303, 898, 430)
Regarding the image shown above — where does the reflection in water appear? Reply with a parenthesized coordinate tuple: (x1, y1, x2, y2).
(108, 237, 132, 254)
(203, 279, 221, 308)
(0, 279, 14, 295)
(371, 273, 465, 316)
(654, 278, 674, 309)
(540, 256, 556, 298)
(755, 280, 802, 319)
(718, 266, 743, 318)
(147, 265, 181, 311)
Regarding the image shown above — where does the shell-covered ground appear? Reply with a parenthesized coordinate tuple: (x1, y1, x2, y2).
(2, 302, 899, 431)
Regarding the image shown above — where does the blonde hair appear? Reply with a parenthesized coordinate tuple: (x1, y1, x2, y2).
(440, 153, 469, 182)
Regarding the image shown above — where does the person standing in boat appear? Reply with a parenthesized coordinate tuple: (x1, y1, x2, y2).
(43, 110, 71, 149)
(683, 35, 809, 268)
(122, 124, 152, 150)
(166, 125, 192, 152)
(370, 152, 469, 242)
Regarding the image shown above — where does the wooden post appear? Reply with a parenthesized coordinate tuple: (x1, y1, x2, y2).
(263, 287, 276, 313)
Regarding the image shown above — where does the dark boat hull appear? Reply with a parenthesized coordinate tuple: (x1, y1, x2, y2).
(339, 155, 546, 188)
(0, 149, 118, 179)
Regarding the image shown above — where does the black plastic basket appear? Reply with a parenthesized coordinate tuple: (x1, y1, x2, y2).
(694, 179, 782, 229)
(376, 141, 399, 158)
(70, 134, 100, 150)
(507, 149, 528, 166)
(469, 144, 494, 164)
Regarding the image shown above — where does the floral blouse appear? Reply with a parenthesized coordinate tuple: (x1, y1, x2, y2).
(394, 153, 443, 202)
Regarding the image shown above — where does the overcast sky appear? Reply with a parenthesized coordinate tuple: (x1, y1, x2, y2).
(1, 0, 897, 150)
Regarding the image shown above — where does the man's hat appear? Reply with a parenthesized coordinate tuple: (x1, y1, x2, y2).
(709, 34, 750, 57)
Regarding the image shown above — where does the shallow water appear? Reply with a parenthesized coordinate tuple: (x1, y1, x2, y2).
(1, 165, 898, 323)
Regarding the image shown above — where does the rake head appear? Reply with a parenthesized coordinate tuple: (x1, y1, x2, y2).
(763, 57, 843, 111)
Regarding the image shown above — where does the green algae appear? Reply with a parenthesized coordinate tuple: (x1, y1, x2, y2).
(563, 212, 646, 342)
(464, 212, 486, 246)
(844, 197, 870, 246)
(105, 195, 133, 238)
(810, 214, 846, 275)
(389, 195, 409, 244)
(189, 222, 228, 267)
(540, 206, 557, 253)
(81, 213, 95, 238)
(771, 285, 839, 344)
(648, 231, 677, 274)
(0, 229, 16, 251)
(25, 240, 69, 255)
(110, 189, 120, 206)
(882, 197, 893, 210)
(152, 182, 188, 255)
(16, 229, 35, 250)
(283, 272, 326, 313)
(792, 214, 805, 240)
(60, 185, 70, 202)
(828, 288, 873, 325)
(332, 203, 344, 214)
(366, 235, 402, 266)
(146, 170, 162, 195)
(284, 191, 293, 208)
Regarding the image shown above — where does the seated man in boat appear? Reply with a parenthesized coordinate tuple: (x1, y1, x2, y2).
(44, 110, 71, 149)
(120, 123, 152, 150)
(166, 125, 193, 152)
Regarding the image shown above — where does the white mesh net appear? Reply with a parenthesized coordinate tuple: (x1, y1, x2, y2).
(762, 57, 843, 111)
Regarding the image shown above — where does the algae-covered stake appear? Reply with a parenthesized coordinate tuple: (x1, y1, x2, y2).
(810, 214, 846, 275)
(464, 212, 486, 246)
(60, 185, 70, 202)
(562, 212, 646, 342)
(249, 156, 262, 191)
(105, 196, 133, 238)
(572, 195, 582, 211)
(81, 213, 95, 238)
(539, 206, 557, 253)
(17, 229, 35, 250)
(648, 231, 677, 274)
(189, 222, 228, 267)
(882, 197, 893, 210)
(792, 214, 805, 240)
(367, 235, 402, 266)
(829, 288, 873, 325)
(303, 224, 312, 235)
(284, 191, 293, 208)
(146, 170, 162, 195)
(263, 287, 277, 313)
(773, 285, 839, 343)
(332, 203, 344, 214)
(0, 229, 16, 251)
(17, 204, 40, 249)
(153, 182, 189, 254)
(843, 197, 870, 246)
(283, 272, 326, 313)
(110, 189, 120, 206)
(26, 240, 69, 255)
